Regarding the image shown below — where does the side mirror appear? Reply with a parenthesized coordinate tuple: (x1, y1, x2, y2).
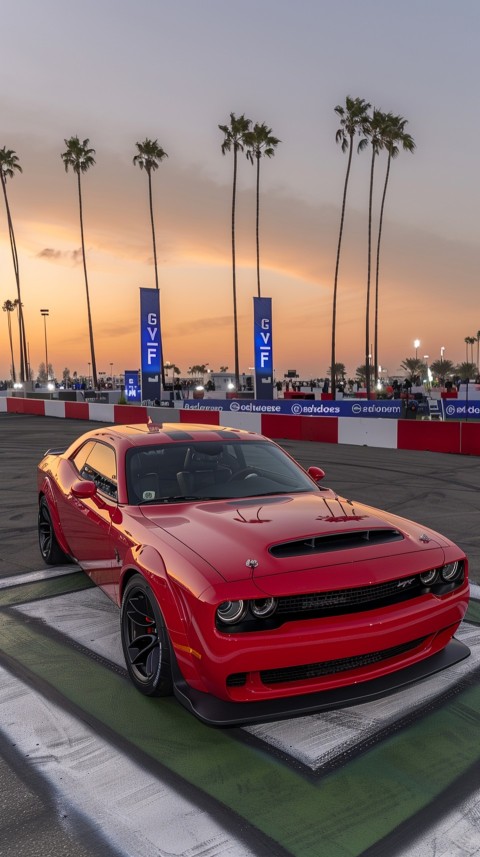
(72, 479, 97, 498)
(307, 466, 326, 483)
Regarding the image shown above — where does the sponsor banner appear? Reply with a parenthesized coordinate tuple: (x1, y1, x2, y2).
(443, 400, 480, 420)
(182, 398, 402, 418)
(124, 370, 141, 403)
(140, 288, 162, 403)
(253, 297, 274, 400)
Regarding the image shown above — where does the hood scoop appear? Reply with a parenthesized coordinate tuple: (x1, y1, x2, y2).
(269, 528, 404, 558)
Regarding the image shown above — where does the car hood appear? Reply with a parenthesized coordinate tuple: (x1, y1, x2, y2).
(140, 492, 452, 585)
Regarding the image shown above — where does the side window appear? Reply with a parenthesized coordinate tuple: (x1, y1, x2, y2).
(76, 442, 117, 500)
(71, 442, 96, 475)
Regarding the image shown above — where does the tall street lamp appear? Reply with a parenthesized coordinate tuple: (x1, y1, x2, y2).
(110, 362, 113, 387)
(40, 309, 49, 380)
(414, 339, 420, 360)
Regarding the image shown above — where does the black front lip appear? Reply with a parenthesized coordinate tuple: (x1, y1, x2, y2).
(171, 638, 470, 727)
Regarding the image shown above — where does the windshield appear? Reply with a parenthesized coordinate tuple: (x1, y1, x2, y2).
(126, 440, 318, 504)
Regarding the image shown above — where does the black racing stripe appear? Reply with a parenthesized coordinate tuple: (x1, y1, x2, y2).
(162, 430, 194, 440)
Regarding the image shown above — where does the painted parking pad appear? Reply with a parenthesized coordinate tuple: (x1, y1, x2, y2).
(2, 570, 480, 857)
(15, 586, 480, 772)
(245, 623, 480, 771)
(16, 583, 127, 667)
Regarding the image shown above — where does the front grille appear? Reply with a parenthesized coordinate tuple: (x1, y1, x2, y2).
(276, 576, 422, 618)
(269, 529, 403, 558)
(260, 637, 427, 685)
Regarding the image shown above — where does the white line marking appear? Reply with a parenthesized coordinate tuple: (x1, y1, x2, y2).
(0, 565, 80, 589)
(470, 582, 480, 600)
(17, 588, 124, 667)
(0, 667, 257, 857)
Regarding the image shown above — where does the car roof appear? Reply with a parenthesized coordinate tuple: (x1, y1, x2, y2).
(80, 422, 262, 449)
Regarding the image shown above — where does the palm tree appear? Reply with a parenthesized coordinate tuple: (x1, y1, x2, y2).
(133, 138, 168, 292)
(464, 336, 476, 363)
(60, 136, 98, 388)
(364, 108, 390, 399)
(476, 330, 480, 373)
(400, 357, 425, 381)
(0, 147, 28, 382)
(355, 364, 369, 385)
(163, 361, 181, 388)
(456, 361, 477, 382)
(429, 358, 454, 386)
(219, 112, 252, 389)
(244, 122, 280, 297)
(2, 298, 17, 382)
(373, 114, 415, 382)
(328, 362, 346, 382)
(133, 139, 168, 388)
(331, 96, 370, 400)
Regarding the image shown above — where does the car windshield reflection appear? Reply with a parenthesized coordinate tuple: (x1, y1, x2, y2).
(126, 440, 317, 505)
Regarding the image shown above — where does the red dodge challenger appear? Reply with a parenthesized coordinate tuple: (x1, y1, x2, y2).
(37, 421, 470, 725)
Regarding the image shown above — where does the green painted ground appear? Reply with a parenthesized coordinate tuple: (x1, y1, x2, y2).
(465, 598, 480, 625)
(1, 573, 480, 857)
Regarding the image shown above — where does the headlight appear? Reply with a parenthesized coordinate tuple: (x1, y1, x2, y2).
(216, 600, 246, 625)
(440, 561, 462, 582)
(420, 569, 438, 586)
(250, 597, 277, 618)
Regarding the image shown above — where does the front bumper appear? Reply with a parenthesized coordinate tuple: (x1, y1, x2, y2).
(172, 637, 470, 726)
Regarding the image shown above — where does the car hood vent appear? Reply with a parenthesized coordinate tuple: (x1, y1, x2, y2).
(269, 529, 404, 558)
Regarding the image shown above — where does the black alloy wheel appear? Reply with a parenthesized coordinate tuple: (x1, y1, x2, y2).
(38, 497, 70, 565)
(121, 575, 173, 697)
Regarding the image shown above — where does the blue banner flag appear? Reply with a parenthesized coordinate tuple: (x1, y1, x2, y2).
(140, 288, 162, 403)
(124, 370, 141, 403)
(253, 297, 274, 399)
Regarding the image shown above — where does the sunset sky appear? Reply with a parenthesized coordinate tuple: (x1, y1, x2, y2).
(1, 0, 479, 382)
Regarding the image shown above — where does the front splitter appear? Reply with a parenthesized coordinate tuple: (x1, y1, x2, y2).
(172, 638, 470, 727)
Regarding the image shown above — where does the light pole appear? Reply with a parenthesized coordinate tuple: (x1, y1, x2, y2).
(88, 362, 91, 387)
(110, 362, 113, 387)
(40, 309, 49, 380)
(414, 339, 420, 360)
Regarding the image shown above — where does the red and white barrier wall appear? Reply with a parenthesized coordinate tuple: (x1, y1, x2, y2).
(2, 396, 480, 455)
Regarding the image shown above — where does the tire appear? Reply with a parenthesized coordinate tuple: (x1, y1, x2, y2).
(38, 497, 70, 565)
(121, 575, 173, 697)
